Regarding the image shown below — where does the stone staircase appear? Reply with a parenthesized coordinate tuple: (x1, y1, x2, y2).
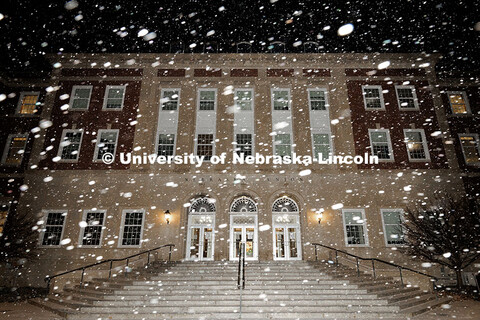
(29, 260, 450, 319)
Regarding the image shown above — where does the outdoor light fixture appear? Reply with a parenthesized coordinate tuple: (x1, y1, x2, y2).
(317, 212, 323, 224)
(164, 210, 171, 224)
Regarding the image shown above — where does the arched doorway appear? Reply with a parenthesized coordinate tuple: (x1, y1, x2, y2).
(229, 196, 258, 261)
(185, 197, 215, 261)
(272, 196, 302, 260)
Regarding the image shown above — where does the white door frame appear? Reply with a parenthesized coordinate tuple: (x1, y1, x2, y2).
(229, 214, 258, 261)
(272, 213, 302, 261)
(185, 213, 215, 261)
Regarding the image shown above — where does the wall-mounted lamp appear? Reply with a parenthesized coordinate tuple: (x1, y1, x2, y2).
(317, 212, 323, 224)
(164, 210, 171, 225)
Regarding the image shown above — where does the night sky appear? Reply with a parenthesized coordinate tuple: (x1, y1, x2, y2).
(0, 0, 479, 78)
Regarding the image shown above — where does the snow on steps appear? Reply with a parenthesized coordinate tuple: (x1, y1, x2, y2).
(28, 260, 451, 319)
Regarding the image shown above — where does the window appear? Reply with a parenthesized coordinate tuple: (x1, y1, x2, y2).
(120, 210, 144, 247)
(459, 134, 480, 164)
(41, 211, 67, 246)
(157, 134, 175, 156)
(0, 204, 9, 237)
(396, 86, 419, 110)
(274, 134, 292, 157)
(16, 92, 39, 114)
(234, 89, 253, 111)
(309, 89, 327, 111)
(343, 210, 368, 246)
(196, 134, 214, 161)
(1, 134, 28, 166)
(381, 209, 405, 246)
(103, 86, 126, 110)
(362, 86, 384, 110)
(69, 86, 92, 110)
(160, 89, 180, 111)
(312, 133, 331, 160)
(80, 210, 106, 247)
(447, 91, 470, 114)
(198, 89, 216, 111)
(93, 130, 119, 162)
(236, 134, 253, 156)
(272, 89, 290, 111)
(404, 129, 430, 161)
(369, 129, 394, 161)
(58, 130, 83, 161)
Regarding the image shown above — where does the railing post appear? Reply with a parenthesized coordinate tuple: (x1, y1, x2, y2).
(356, 257, 360, 277)
(108, 260, 113, 279)
(237, 243, 242, 289)
(169, 245, 172, 262)
(371, 260, 376, 279)
(147, 252, 150, 265)
(46, 278, 51, 292)
(314, 245, 318, 261)
(335, 250, 338, 266)
(80, 268, 85, 286)
(398, 266, 404, 286)
(242, 243, 246, 289)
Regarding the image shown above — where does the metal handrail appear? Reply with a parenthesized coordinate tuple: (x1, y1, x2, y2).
(237, 243, 245, 289)
(311, 243, 438, 291)
(45, 244, 175, 291)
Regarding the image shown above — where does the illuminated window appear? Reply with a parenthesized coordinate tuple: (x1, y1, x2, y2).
(160, 89, 180, 111)
(17, 92, 39, 114)
(404, 129, 430, 161)
(459, 134, 480, 164)
(0, 204, 9, 237)
(309, 89, 327, 111)
(447, 91, 470, 114)
(272, 89, 290, 111)
(1, 134, 28, 166)
(234, 89, 253, 111)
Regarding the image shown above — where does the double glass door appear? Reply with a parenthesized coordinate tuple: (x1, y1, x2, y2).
(187, 225, 214, 260)
(230, 215, 258, 261)
(274, 226, 301, 260)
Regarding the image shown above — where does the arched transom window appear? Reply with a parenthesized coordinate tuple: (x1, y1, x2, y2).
(230, 196, 257, 213)
(272, 196, 299, 213)
(189, 197, 216, 214)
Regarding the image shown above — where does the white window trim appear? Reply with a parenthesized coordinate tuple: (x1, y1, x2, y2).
(380, 209, 406, 247)
(234, 88, 255, 112)
(447, 91, 471, 115)
(57, 129, 84, 163)
(195, 133, 216, 161)
(1, 133, 28, 166)
(342, 209, 369, 247)
(395, 85, 419, 111)
(78, 209, 107, 248)
(311, 132, 333, 161)
(160, 88, 181, 111)
(16, 91, 40, 115)
(38, 210, 67, 248)
(118, 209, 146, 248)
(307, 87, 329, 111)
(93, 129, 120, 163)
(403, 129, 431, 162)
(102, 85, 126, 111)
(271, 88, 291, 111)
(368, 129, 395, 162)
(458, 133, 480, 165)
(197, 88, 218, 111)
(362, 85, 385, 111)
(68, 85, 93, 111)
